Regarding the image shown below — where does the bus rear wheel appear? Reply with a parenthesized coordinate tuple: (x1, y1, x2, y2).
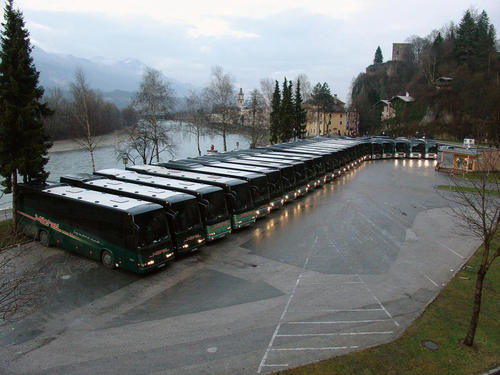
(101, 250, 115, 269)
(39, 231, 51, 247)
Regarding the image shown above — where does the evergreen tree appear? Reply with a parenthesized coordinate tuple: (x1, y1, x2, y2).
(269, 80, 281, 144)
(373, 46, 383, 64)
(293, 79, 307, 139)
(280, 78, 294, 142)
(454, 9, 479, 69)
(0, 0, 52, 231)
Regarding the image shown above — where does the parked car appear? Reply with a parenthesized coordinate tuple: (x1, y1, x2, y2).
(438, 145, 455, 151)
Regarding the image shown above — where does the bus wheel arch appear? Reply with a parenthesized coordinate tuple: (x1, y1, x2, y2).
(39, 230, 51, 247)
(101, 249, 115, 269)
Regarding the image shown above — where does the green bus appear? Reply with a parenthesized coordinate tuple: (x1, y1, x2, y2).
(126, 164, 257, 230)
(95, 169, 232, 241)
(60, 174, 206, 255)
(16, 182, 175, 273)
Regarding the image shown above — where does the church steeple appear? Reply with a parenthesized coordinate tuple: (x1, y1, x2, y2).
(238, 88, 244, 110)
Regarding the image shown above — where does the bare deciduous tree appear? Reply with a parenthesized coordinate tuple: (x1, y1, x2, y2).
(295, 73, 312, 102)
(259, 77, 275, 109)
(204, 66, 237, 152)
(115, 121, 176, 165)
(242, 89, 267, 148)
(133, 67, 176, 163)
(440, 153, 500, 346)
(182, 90, 210, 156)
(70, 68, 103, 172)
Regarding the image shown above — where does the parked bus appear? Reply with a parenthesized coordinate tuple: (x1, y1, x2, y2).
(261, 148, 322, 187)
(60, 174, 206, 255)
(220, 157, 299, 202)
(394, 139, 410, 158)
(371, 140, 383, 159)
(126, 164, 257, 229)
(16, 182, 174, 273)
(237, 153, 310, 196)
(158, 161, 272, 217)
(380, 140, 395, 159)
(94, 169, 231, 241)
(424, 140, 438, 159)
(266, 146, 327, 186)
(176, 156, 285, 208)
(409, 139, 426, 158)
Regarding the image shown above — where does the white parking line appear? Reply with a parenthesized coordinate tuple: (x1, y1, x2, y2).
(286, 319, 391, 325)
(435, 240, 466, 259)
(320, 308, 384, 312)
(272, 346, 359, 351)
(257, 237, 319, 374)
(277, 331, 394, 337)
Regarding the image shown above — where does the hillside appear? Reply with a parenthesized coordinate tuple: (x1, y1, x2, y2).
(351, 8, 499, 144)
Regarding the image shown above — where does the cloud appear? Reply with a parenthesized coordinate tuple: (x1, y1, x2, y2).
(186, 17, 260, 39)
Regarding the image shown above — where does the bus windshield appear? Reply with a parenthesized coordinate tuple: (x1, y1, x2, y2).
(281, 167, 296, 190)
(427, 144, 438, 153)
(231, 184, 252, 214)
(395, 142, 407, 152)
(171, 200, 202, 234)
(203, 190, 229, 225)
(252, 176, 270, 204)
(134, 210, 171, 252)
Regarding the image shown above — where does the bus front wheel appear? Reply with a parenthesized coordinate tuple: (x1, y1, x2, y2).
(39, 231, 51, 247)
(101, 250, 115, 269)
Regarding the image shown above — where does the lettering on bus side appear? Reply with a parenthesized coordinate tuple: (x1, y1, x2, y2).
(212, 221, 230, 229)
(149, 248, 171, 258)
(35, 214, 60, 230)
(238, 211, 254, 219)
(72, 231, 102, 245)
(185, 234, 201, 242)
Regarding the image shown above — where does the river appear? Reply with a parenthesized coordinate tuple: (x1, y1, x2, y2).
(0, 126, 249, 210)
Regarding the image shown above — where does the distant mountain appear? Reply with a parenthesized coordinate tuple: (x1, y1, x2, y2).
(33, 47, 196, 108)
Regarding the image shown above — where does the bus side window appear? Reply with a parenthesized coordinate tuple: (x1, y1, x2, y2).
(123, 214, 135, 251)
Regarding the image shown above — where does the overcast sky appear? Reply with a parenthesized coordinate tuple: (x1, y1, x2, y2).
(16, 0, 500, 102)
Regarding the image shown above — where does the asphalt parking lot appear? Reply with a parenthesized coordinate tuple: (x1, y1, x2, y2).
(0, 158, 481, 374)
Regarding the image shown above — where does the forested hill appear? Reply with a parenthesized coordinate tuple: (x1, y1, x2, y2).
(351, 8, 499, 145)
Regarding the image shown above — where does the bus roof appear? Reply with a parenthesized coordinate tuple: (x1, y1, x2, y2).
(94, 168, 223, 195)
(164, 162, 266, 180)
(131, 164, 248, 187)
(238, 156, 302, 167)
(61, 173, 197, 205)
(33, 183, 162, 213)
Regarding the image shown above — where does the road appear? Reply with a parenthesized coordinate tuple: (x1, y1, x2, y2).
(0, 158, 481, 374)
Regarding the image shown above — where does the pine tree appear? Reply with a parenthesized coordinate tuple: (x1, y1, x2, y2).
(0, 0, 52, 231)
(454, 9, 478, 69)
(269, 80, 281, 144)
(293, 79, 307, 139)
(280, 78, 294, 142)
(373, 46, 383, 64)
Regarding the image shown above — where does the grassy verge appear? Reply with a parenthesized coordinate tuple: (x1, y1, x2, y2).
(278, 243, 500, 375)
(452, 172, 500, 183)
(436, 185, 500, 196)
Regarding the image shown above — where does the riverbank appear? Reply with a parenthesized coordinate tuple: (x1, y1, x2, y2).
(49, 130, 129, 153)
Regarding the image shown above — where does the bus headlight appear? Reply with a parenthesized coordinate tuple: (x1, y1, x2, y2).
(182, 244, 189, 249)
(146, 260, 155, 266)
